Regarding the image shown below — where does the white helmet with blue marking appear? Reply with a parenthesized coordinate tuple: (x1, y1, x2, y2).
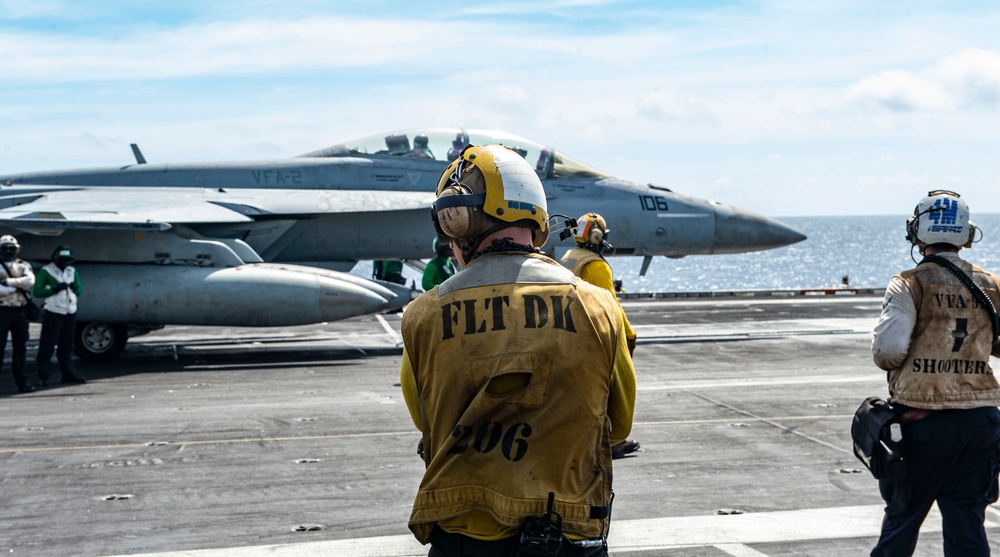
(906, 190, 976, 248)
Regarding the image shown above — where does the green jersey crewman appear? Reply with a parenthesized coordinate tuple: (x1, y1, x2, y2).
(421, 238, 456, 291)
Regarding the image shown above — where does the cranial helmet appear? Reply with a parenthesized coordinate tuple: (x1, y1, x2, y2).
(575, 212, 609, 246)
(905, 190, 976, 249)
(52, 245, 75, 269)
(431, 144, 548, 262)
(52, 245, 75, 262)
(0, 235, 19, 262)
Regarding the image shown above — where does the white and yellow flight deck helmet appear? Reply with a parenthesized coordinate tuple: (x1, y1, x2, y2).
(574, 212, 610, 248)
(431, 144, 548, 261)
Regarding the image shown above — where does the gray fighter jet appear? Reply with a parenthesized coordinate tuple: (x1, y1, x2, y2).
(0, 128, 805, 360)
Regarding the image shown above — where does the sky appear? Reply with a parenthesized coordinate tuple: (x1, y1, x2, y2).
(1, 0, 998, 218)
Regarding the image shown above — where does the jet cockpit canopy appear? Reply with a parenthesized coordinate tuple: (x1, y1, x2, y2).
(300, 128, 608, 180)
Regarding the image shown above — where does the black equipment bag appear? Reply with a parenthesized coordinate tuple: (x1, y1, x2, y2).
(851, 396, 906, 482)
(21, 295, 40, 321)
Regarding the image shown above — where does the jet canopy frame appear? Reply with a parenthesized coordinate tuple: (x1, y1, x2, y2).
(305, 128, 609, 181)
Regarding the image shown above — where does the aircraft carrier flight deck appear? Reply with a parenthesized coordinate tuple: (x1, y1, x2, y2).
(3, 292, 999, 557)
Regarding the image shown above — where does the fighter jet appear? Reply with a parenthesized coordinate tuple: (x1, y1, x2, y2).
(0, 128, 805, 360)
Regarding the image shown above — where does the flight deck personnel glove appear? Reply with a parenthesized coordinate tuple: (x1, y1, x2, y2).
(52, 282, 69, 293)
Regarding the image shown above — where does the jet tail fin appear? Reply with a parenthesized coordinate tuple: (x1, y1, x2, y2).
(130, 143, 147, 165)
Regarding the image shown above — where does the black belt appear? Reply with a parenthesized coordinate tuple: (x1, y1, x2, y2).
(429, 528, 518, 557)
(899, 408, 938, 425)
(429, 527, 606, 557)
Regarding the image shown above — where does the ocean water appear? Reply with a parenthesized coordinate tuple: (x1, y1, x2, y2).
(618, 213, 1000, 293)
(357, 214, 1000, 293)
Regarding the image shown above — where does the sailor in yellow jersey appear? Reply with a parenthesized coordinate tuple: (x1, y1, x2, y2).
(561, 212, 640, 460)
(560, 213, 636, 353)
(400, 144, 636, 557)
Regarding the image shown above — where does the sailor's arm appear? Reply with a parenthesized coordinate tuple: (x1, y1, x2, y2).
(608, 308, 636, 444)
(400, 347, 422, 430)
(872, 276, 916, 371)
(581, 260, 637, 350)
(7, 262, 33, 291)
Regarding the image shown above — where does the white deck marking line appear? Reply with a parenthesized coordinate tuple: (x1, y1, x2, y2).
(638, 374, 882, 392)
(637, 329, 866, 341)
(1, 431, 417, 454)
(636, 414, 851, 426)
(98, 504, 1000, 557)
(689, 390, 851, 454)
(375, 313, 403, 346)
(714, 544, 771, 557)
(336, 337, 368, 355)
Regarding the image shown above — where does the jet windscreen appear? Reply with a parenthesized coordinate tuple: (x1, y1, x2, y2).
(308, 127, 608, 179)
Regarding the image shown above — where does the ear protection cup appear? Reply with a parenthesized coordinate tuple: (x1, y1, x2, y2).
(434, 185, 474, 238)
(965, 222, 977, 248)
(438, 206, 471, 238)
(905, 215, 918, 245)
(589, 227, 604, 246)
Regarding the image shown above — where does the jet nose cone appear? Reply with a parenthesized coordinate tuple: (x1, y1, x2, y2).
(713, 205, 806, 254)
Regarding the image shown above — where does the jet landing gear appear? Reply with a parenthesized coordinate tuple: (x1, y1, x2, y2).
(75, 321, 129, 362)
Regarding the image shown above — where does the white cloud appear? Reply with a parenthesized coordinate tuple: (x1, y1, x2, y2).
(635, 91, 693, 121)
(0, 0, 76, 19)
(581, 124, 604, 140)
(2, 3, 1000, 217)
(932, 48, 1000, 107)
(0, 11, 687, 87)
(456, 0, 627, 16)
(847, 70, 951, 111)
(0, 17, 461, 81)
(845, 48, 1000, 111)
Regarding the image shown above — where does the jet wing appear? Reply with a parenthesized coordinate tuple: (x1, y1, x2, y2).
(0, 186, 435, 233)
(203, 188, 435, 216)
